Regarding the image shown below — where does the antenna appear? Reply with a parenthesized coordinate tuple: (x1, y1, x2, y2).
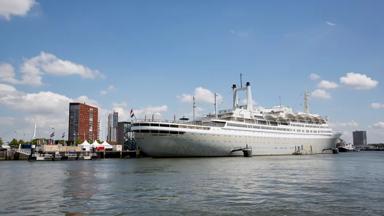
(279, 96, 282, 107)
(32, 122, 37, 139)
(304, 91, 310, 113)
(193, 96, 196, 121)
(214, 93, 218, 119)
(240, 73, 243, 88)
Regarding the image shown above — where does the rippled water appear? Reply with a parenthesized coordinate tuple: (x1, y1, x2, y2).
(1, 152, 384, 215)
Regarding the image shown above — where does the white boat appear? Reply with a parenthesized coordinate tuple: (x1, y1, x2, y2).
(338, 143, 355, 152)
(131, 82, 341, 157)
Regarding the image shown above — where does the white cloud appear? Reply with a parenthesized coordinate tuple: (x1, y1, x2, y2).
(329, 120, 359, 143)
(326, 21, 336, 26)
(76, 95, 99, 107)
(135, 105, 168, 116)
(0, 84, 100, 141)
(340, 72, 378, 90)
(100, 85, 116, 96)
(0, 52, 102, 86)
(178, 87, 223, 104)
(372, 122, 384, 129)
(111, 102, 129, 121)
(0, 63, 20, 84)
(309, 73, 320, 81)
(0, 83, 17, 93)
(371, 102, 384, 109)
(311, 89, 331, 99)
(318, 80, 338, 89)
(0, 0, 35, 20)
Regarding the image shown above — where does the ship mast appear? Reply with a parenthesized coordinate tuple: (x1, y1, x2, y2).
(304, 91, 310, 114)
(214, 93, 218, 119)
(193, 96, 196, 121)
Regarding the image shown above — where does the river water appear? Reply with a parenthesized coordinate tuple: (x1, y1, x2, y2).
(0, 152, 383, 215)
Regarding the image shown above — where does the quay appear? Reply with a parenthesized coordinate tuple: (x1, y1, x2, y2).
(0, 144, 140, 161)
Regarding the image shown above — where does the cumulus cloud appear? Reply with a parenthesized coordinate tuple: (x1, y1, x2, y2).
(0, 63, 20, 84)
(0, 52, 103, 86)
(0, 83, 17, 93)
(0, 84, 99, 140)
(0, 0, 35, 20)
(329, 120, 359, 143)
(318, 80, 338, 89)
(371, 102, 384, 109)
(309, 73, 320, 81)
(111, 102, 168, 120)
(373, 122, 384, 129)
(340, 72, 378, 90)
(100, 85, 116, 96)
(111, 102, 130, 121)
(178, 87, 223, 104)
(135, 105, 168, 116)
(311, 89, 331, 99)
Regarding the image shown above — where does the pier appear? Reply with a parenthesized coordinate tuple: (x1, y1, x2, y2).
(0, 145, 140, 161)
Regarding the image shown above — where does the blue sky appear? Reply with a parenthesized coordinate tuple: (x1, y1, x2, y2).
(0, 0, 383, 142)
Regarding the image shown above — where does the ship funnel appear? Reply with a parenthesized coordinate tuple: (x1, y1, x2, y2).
(246, 82, 253, 111)
(232, 84, 238, 109)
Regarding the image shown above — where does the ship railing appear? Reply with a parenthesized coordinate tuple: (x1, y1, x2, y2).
(132, 118, 204, 125)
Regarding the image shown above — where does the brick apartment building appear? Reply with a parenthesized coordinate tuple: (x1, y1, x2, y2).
(68, 102, 99, 142)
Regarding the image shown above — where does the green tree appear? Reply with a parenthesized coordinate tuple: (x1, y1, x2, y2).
(9, 138, 19, 148)
(0, 137, 3, 146)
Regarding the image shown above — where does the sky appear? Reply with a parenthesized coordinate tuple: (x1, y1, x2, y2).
(0, 0, 383, 143)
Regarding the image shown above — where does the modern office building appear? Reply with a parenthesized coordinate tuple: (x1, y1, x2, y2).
(68, 102, 99, 143)
(117, 121, 134, 149)
(107, 112, 118, 144)
(353, 131, 367, 147)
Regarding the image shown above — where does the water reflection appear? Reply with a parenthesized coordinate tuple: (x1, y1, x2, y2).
(0, 153, 384, 215)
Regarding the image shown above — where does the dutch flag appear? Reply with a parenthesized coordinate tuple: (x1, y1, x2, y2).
(130, 109, 135, 118)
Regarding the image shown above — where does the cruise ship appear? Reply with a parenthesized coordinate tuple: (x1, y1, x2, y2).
(131, 82, 341, 157)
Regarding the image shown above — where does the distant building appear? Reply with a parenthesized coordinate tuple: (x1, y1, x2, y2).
(117, 122, 135, 149)
(68, 102, 99, 142)
(353, 131, 367, 147)
(107, 112, 118, 144)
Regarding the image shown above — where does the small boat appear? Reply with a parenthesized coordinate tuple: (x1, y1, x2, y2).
(337, 143, 355, 152)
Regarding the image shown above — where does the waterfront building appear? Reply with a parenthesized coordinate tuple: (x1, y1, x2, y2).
(107, 112, 118, 144)
(117, 121, 133, 145)
(68, 103, 99, 143)
(353, 131, 367, 147)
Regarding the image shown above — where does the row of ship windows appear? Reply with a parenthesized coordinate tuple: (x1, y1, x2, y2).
(133, 123, 210, 130)
(290, 123, 327, 128)
(135, 130, 185, 135)
(226, 123, 331, 134)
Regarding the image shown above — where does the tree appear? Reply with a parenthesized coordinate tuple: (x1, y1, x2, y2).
(9, 138, 19, 149)
(0, 137, 3, 146)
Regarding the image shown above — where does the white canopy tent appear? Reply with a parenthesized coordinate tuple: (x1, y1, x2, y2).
(91, 140, 101, 148)
(80, 140, 92, 151)
(101, 140, 113, 150)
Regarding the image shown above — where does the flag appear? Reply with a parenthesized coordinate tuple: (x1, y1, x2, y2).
(61, 132, 65, 138)
(130, 109, 135, 118)
(50, 132, 55, 138)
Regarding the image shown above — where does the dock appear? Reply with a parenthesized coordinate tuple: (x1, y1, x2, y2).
(0, 144, 140, 161)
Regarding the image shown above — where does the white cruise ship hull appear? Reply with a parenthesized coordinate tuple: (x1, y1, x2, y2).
(134, 128, 340, 157)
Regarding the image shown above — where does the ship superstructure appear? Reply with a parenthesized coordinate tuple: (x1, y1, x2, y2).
(131, 82, 340, 157)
